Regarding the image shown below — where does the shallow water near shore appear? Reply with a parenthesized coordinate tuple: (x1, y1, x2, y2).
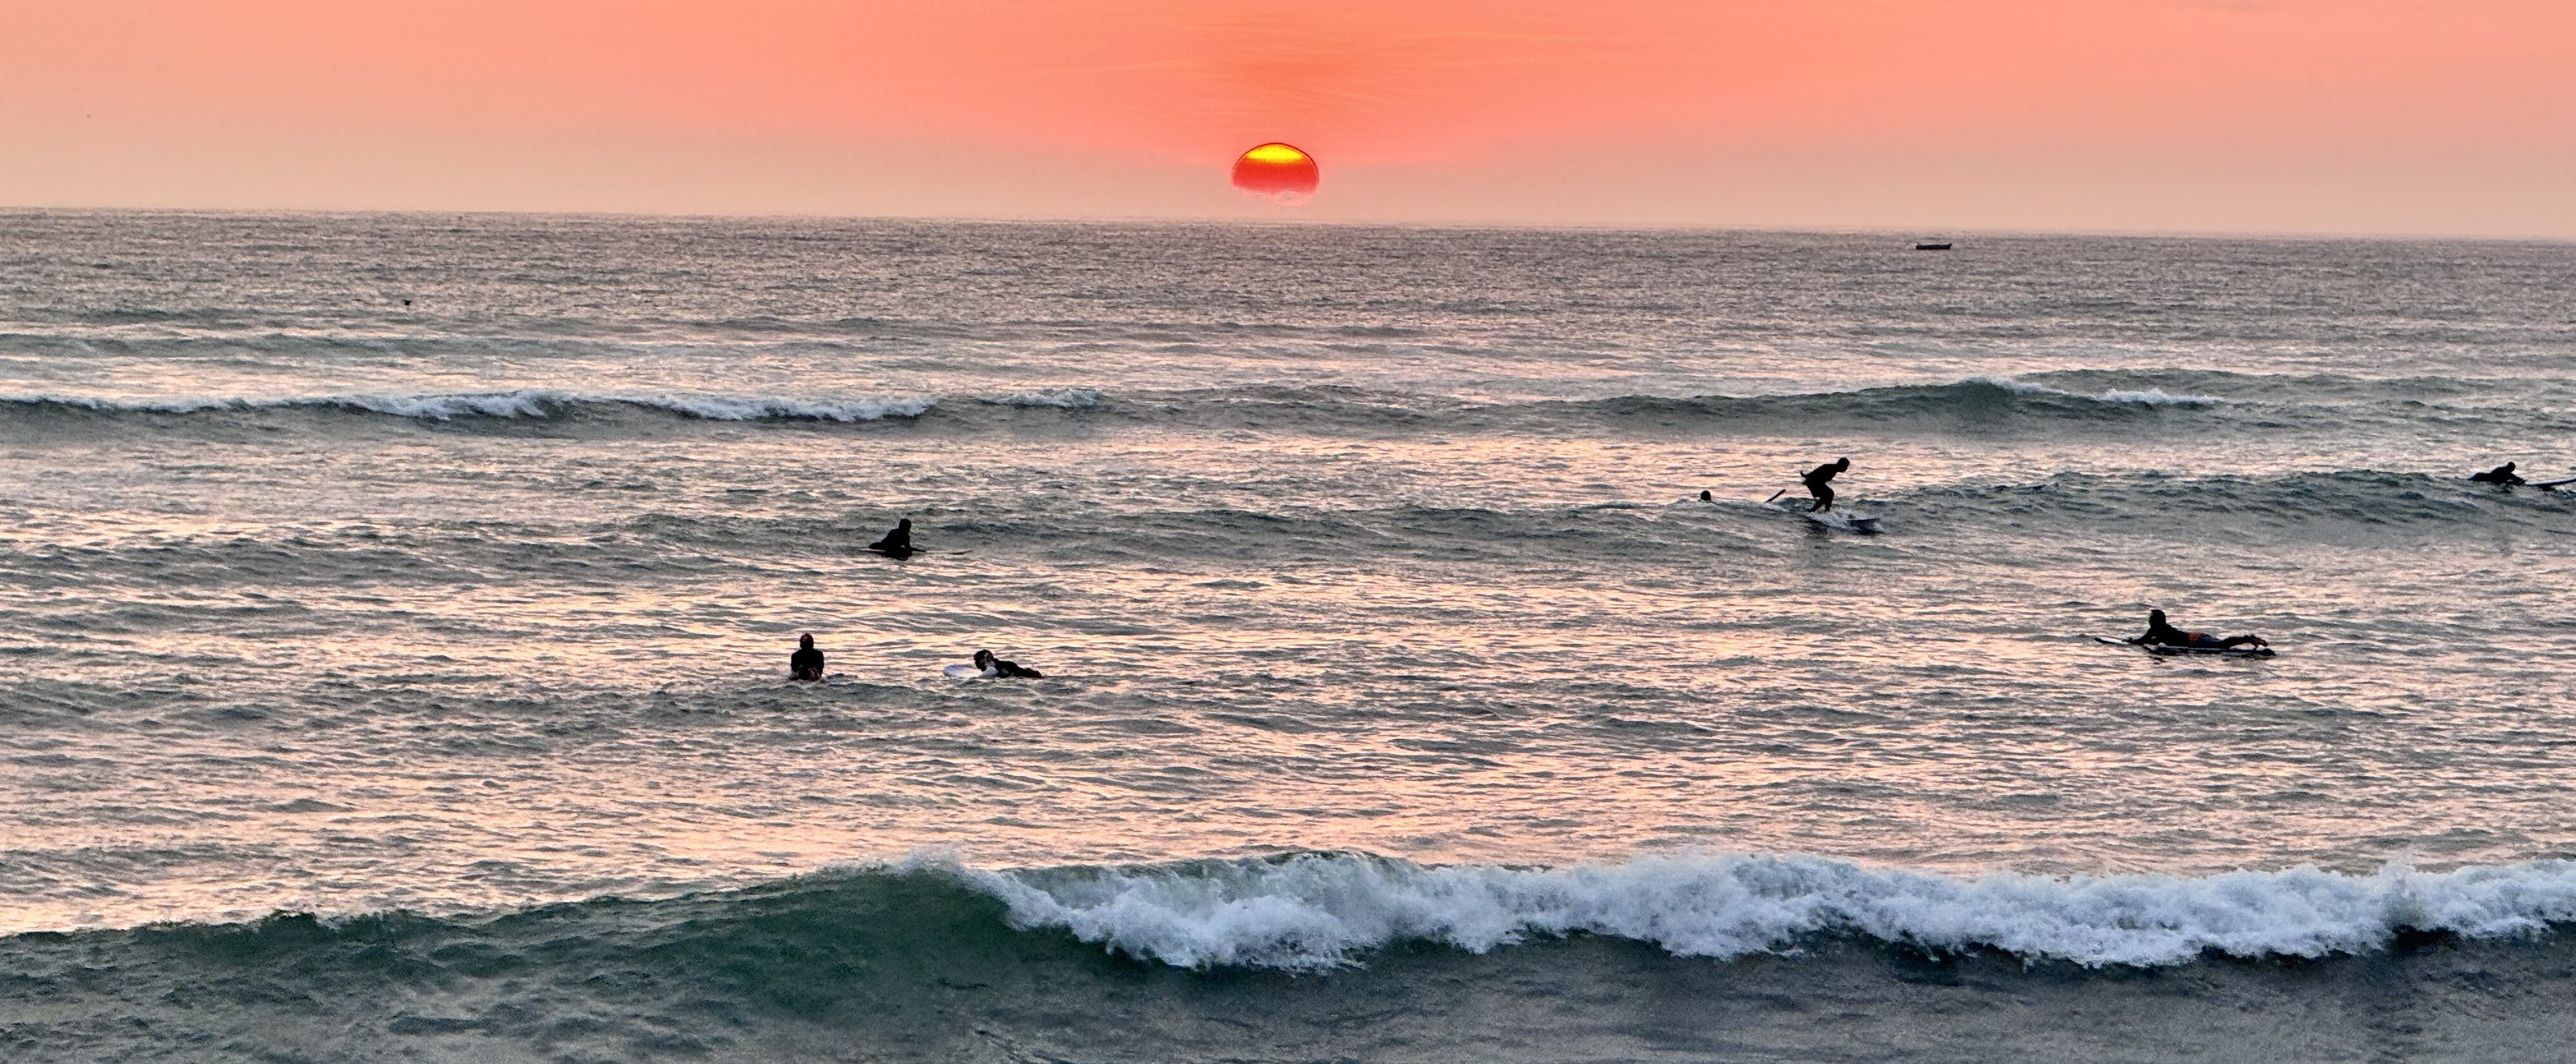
(3, 211, 2574, 1060)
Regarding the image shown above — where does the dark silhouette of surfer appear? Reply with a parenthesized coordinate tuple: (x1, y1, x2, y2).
(790, 634, 825, 681)
(868, 518, 914, 558)
(2471, 462, 2526, 487)
(2127, 609, 2267, 651)
(974, 650, 1043, 679)
(1802, 458, 1850, 513)
(1699, 490, 1713, 501)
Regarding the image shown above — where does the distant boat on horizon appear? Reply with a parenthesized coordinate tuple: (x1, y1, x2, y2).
(1914, 241, 1954, 251)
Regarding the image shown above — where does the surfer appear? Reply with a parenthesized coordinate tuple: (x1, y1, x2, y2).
(2127, 609, 2267, 651)
(868, 517, 914, 558)
(1802, 458, 1850, 513)
(790, 634, 825, 681)
(974, 649, 1044, 679)
(2470, 462, 2526, 487)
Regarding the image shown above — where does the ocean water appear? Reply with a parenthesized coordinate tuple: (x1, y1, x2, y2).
(3, 211, 2575, 1061)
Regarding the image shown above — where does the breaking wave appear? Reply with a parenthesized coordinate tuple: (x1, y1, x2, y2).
(17, 851, 2576, 1062)
(0, 388, 937, 423)
(0, 373, 2556, 444)
(1544, 376, 2227, 429)
(0, 376, 2227, 430)
(983, 387, 1102, 409)
(21, 851, 2576, 972)
(966, 851, 2576, 970)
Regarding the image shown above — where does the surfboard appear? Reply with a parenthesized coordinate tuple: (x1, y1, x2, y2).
(2091, 635, 2274, 658)
(2532, 476, 2576, 489)
(1761, 500, 1882, 532)
(1805, 509, 1881, 533)
(942, 664, 995, 680)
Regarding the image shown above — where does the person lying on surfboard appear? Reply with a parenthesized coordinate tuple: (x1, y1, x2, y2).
(1802, 457, 1850, 513)
(2128, 609, 2268, 650)
(972, 650, 1044, 679)
(2470, 462, 2526, 486)
(868, 517, 915, 558)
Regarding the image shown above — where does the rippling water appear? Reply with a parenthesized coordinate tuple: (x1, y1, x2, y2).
(4, 212, 2574, 1061)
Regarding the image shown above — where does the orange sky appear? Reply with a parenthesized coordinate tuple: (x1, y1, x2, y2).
(3, 0, 2572, 234)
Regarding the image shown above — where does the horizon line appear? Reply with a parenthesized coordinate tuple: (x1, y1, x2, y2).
(5, 203, 2571, 247)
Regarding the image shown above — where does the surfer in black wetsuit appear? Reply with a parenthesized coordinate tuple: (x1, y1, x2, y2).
(1802, 458, 1850, 513)
(790, 634, 825, 681)
(868, 517, 914, 558)
(2471, 462, 2526, 487)
(973, 649, 1043, 679)
(2127, 609, 2267, 650)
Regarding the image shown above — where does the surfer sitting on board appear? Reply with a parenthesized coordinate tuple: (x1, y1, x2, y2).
(2470, 462, 2526, 487)
(973, 649, 1044, 679)
(2128, 609, 2267, 651)
(790, 633, 825, 681)
(1802, 457, 1850, 513)
(868, 517, 914, 558)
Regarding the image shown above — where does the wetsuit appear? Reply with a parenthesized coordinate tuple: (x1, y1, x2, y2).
(976, 650, 1043, 679)
(2131, 614, 2264, 650)
(790, 643, 825, 681)
(2133, 617, 2193, 648)
(869, 519, 914, 558)
(1802, 460, 1846, 513)
(2471, 463, 2526, 486)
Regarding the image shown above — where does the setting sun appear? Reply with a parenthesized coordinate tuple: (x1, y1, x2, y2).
(1231, 142, 1321, 204)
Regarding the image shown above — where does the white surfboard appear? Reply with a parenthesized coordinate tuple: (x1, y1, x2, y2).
(1761, 500, 1882, 533)
(2091, 635, 2274, 658)
(1805, 509, 1881, 533)
(942, 664, 996, 680)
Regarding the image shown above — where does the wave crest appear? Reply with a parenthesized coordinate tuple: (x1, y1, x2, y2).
(958, 851, 2576, 970)
(983, 387, 1102, 409)
(0, 388, 936, 422)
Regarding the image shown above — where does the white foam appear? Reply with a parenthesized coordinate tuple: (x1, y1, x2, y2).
(935, 851, 2576, 971)
(338, 390, 583, 419)
(984, 387, 1102, 409)
(2097, 388, 2220, 407)
(610, 392, 935, 422)
(0, 392, 251, 414)
(1969, 375, 2058, 396)
(1961, 377, 2220, 407)
(1, 389, 936, 422)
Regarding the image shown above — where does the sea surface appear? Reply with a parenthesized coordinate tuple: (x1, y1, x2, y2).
(3, 211, 2575, 1061)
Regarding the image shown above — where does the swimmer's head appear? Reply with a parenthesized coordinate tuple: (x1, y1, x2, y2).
(799, 633, 815, 649)
(974, 650, 994, 669)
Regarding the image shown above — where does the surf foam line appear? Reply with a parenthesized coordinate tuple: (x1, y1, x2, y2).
(1970, 376, 2221, 407)
(942, 851, 2576, 971)
(0, 376, 2262, 436)
(0, 388, 937, 422)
